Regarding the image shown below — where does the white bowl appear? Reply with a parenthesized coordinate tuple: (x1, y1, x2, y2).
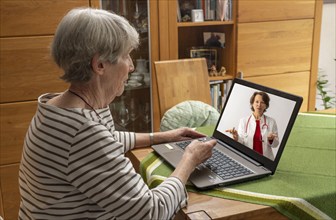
(127, 79, 141, 87)
(130, 72, 144, 82)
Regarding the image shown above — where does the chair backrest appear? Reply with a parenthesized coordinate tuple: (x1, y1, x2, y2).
(154, 58, 212, 119)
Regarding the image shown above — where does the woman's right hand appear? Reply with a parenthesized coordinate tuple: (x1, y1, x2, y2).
(171, 139, 217, 184)
(183, 139, 217, 168)
(225, 128, 238, 141)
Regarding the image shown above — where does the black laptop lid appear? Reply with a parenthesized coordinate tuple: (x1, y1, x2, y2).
(213, 78, 303, 173)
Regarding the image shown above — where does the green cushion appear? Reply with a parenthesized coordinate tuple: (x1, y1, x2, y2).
(160, 100, 220, 131)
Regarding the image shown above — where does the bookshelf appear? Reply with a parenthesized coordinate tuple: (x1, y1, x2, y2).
(166, 0, 236, 115)
(148, 0, 238, 131)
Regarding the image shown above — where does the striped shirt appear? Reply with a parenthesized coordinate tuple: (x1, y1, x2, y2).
(19, 93, 188, 220)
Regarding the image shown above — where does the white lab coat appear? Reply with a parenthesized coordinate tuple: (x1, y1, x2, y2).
(237, 114, 279, 160)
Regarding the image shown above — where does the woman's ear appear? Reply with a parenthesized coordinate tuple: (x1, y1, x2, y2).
(91, 54, 105, 76)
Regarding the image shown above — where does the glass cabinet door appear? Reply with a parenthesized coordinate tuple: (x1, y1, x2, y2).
(100, 0, 152, 132)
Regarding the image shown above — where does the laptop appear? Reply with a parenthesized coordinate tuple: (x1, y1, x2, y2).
(152, 78, 303, 189)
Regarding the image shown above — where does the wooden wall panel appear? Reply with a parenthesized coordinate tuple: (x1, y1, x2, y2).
(0, 0, 89, 37)
(0, 37, 67, 103)
(0, 185, 3, 218)
(245, 71, 310, 112)
(150, 0, 161, 132)
(89, 0, 100, 8)
(0, 102, 37, 165)
(0, 1, 90, 219)
(0, 164, 20, 220)
(238, 0, 315, 23)
(237, 19, 313, 77)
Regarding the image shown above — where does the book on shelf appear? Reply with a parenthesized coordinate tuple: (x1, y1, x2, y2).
(178, 0, 232, 22)
(177, 0, 182, 22)
(210, 82, 222, 112)
(210, 80, 233, 111)
(213, 84, 219, 111)
(217, 0, 232, 21)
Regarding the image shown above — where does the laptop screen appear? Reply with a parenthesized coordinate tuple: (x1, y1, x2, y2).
(213, 78, 302, 173)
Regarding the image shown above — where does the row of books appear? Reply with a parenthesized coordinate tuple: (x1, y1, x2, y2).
(210, 80, 232, 112)
(178, 0, 232, 22)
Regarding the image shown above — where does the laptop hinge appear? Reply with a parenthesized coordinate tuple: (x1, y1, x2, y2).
(217, 139, 261, 166)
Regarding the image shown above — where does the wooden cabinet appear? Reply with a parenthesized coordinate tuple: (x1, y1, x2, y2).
(0, 102, 37, 166)
(236, 0, 322, 112)
(152, 0, 237, 131)
(0, 165, 20, 220)
(237, 0, 316, 23)
(92, 0, 157, 133)
(1, 37, 66, 102)
(0, 1, 91, 219)
(152, 0, 322, 131)
(237, 20, 314, 77)
(0, 0, 90, 37)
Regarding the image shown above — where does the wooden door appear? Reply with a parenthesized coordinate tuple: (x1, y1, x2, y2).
(236, 0, 322, 112)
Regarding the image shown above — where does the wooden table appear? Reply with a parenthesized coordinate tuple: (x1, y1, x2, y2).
(126, 148, 288, 220)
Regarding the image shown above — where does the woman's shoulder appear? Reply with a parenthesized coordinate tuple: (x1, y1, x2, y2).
(240, 114, 251, 121)
(38, 93, 93, 125)
(38, 93, 61, 104)
(37, 92, 113, 131)
(264, 114, 276, 122)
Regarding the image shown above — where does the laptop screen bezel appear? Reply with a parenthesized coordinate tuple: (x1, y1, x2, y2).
(212, 78, 303, 173)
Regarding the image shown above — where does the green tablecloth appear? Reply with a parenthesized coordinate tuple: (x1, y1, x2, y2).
(140, 113, 336, 220)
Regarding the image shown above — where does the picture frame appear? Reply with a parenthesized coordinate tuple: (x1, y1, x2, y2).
(191, 9, 204, 22)
(190, 47, 217, 69)
(203, 32, 225, 48)
(178, 0, 196, 22)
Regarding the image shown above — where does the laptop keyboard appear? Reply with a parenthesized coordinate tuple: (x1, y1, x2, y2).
(176, 140, 253, 180)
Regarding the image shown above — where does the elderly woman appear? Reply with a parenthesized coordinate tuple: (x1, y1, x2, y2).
(19, 8, 216, 219)
(226, 91, 279, 160)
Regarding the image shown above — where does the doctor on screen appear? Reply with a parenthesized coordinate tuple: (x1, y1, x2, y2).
(226, 91, 279, 160)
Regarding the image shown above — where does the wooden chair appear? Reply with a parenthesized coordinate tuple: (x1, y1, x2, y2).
(154, 58, 212, 120)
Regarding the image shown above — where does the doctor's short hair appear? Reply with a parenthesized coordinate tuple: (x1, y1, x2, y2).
(250, 91, 270, 112)
(51, 7, 139, 83)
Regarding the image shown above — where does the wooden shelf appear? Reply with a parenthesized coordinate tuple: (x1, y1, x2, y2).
(209, 75, 234, 81)
(177, 20, 234, 27)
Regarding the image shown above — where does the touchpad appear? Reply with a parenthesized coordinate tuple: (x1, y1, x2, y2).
(162, 151, 183, 167)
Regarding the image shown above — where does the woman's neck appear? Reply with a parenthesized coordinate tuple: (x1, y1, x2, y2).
(253, 112, 263, 120)
(69, 85, 106, 109)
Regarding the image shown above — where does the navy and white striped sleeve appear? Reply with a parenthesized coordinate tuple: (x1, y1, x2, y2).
(113, 130, 136, 153)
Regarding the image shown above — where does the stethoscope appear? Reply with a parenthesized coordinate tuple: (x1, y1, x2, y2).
(245, 115, 268, 134)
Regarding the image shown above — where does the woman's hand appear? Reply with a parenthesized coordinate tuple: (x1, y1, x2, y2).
(225, 128, 238, 141)
(171, 139, 217, 184)
(161, 127, 206, 143)
(267, 132, 278, 143)
(184, 139, 217, 167)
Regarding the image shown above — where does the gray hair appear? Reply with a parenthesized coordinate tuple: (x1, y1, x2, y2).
(51, 8, 139, 82)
